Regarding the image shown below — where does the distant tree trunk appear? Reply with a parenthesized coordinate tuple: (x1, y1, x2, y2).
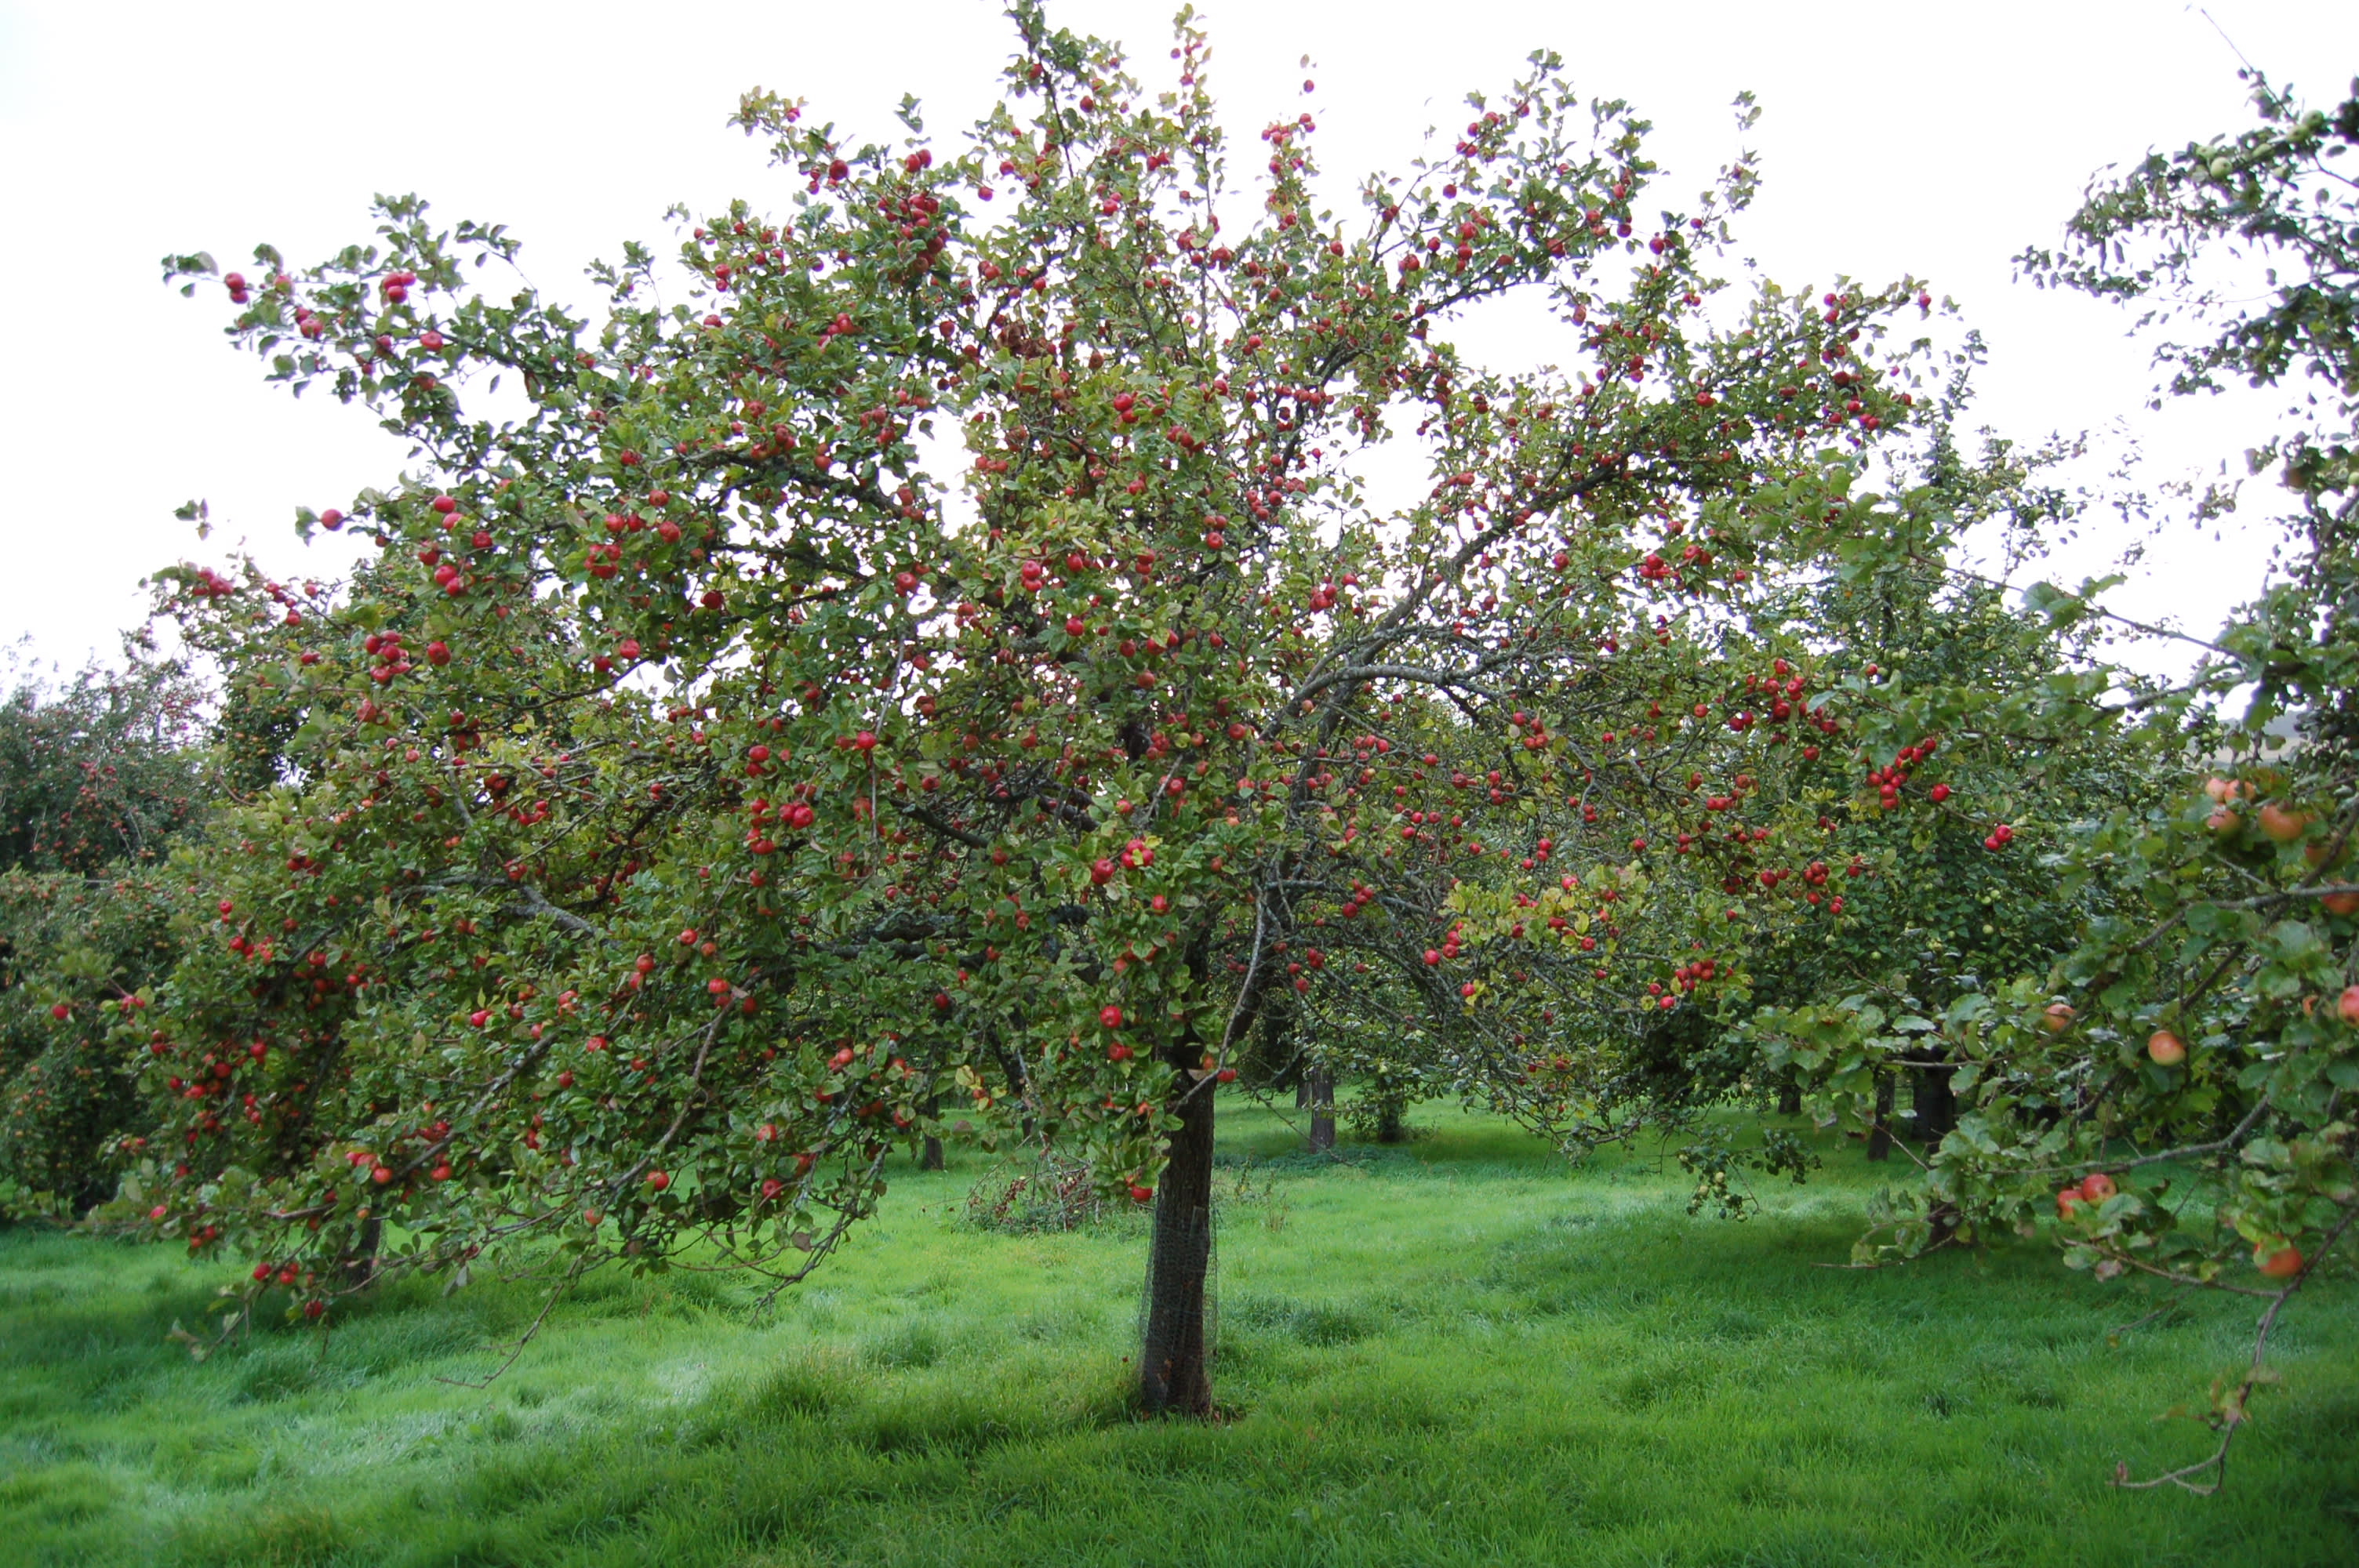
(1304, 1065, 1336, 1153)
(989, 1036, 1037, 1141)
(1375, 1097, 1406, 1145)
(1252, 999, 1299, 1094)
(1138, 1046, 1216, 1417)
(1912, 1055, 1957, 1152)
(1866, 1070, 1896, 1162)
(1776, 1069, 1801, 1118)
(341, 1215, 383, 1290)
(918, 1095, 944, 1171)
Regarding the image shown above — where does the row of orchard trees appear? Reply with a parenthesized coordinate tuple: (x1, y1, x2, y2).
(6, 4, 2350, 1461)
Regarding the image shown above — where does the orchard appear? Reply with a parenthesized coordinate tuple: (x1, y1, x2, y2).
(4, 3, 2353, 1532)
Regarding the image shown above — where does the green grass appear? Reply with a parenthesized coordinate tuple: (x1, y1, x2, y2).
(3, 1101, 2355, 1567)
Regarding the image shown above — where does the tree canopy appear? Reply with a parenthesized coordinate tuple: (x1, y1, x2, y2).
(112, 2, 1990, 1410)
(34, 9, 2346, 1459)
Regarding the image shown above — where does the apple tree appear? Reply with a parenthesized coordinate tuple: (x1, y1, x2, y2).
(1, 655, 209, 1218)
(121, 3, 1947, 1412)
(1739, 424, 2176, 1174)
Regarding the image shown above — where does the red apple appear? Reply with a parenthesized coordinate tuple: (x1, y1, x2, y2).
(2078, 1171, 2116, 1203)
(2339, 985, 2359, 1027)
(2258, 803, 2310, 844)
(2255, 1243, 2303, 1279)
(2146, 1030, 2186, 1066)
(2039, 1003, 2075, 1035)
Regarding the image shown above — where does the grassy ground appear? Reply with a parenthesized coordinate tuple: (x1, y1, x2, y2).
(3, 1100, 2355, 1568)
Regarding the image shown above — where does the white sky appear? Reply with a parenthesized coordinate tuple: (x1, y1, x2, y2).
(2, 0, 2351, 678)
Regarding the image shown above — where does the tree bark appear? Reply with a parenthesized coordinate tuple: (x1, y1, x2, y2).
(1303, 1065, 1336, 1153)
(1776, 1069, 1801, 1118)
(1375, 1097, 1406, 1145)
(1866, 1069, 1895, 1162)
(1138, 1051, 1216, 1417)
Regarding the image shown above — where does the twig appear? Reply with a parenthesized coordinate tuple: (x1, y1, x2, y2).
(2113, 1201, 2357, 1493)
(434, 1241, 595, 1390)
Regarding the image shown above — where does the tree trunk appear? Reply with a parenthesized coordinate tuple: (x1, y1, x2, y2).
(1776, 1069, 1801, 1118)
(990, 1038, 1037, 1142)
(1375, 1098, 1406, 1145)
(1866, 1069, 1895, 1162)
(341, 1214, 383, 1291)
(918, 1094, 944, 1171)
(1138, 1052, 1216, 1417)
(1912, 1056, 1957, 1152)
(1303, 1065, 1335, 1153)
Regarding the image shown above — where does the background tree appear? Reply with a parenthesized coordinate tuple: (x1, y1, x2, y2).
(1775, 71, 2359, 1491)
(1742, 425, 2173, 1176)
(118, 3, 1945, 1414)
(0, 652, 207, 874)
(0, 653, 207, 1217)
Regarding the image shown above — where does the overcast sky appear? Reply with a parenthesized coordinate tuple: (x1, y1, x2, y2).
(2, 0, 2352, 678)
